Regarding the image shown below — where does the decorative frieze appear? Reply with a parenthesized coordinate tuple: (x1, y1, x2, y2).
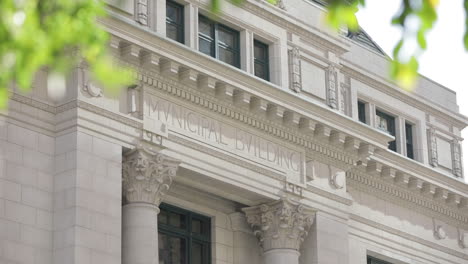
(122, 146, 180, 205)
(427, 127, 438, 167)
(288, 47, 302, 93)
(242, 198, 314, 252)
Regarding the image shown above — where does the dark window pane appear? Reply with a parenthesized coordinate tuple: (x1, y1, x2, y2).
(367, 256, 393, 264)
(406, 122, 414, 159)
(166, 1, 184, 43)
(159, 209, 168, 224)
(199, 19, 213, 37)
(169, 212, 186, 229)
(192, 219, 202, 234)
(218, 28, 235, 48)
(358, 101, 366, 123)
(254, 63, 266, 79)
(159, 233, 186, 264)
(219, 47, 235, 66)
(191, 242, 203, 264)
(254, 40, 269, 81)
(167, 24, 179, 41)
(199, 38, 214, 56)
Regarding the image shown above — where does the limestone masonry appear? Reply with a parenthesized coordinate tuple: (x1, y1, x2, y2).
(1, 0, 468, 263)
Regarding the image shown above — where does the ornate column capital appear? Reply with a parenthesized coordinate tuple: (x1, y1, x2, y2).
(242, 198, 314, 252)
(122, 146, 180, 206)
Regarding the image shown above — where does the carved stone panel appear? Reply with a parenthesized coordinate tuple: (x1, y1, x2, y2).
(427, 127, 438, 167)
(136, 0, 148, 26)
(326, 65, 338, 109)
(288, 47, 302, 93)
(452, 139, 462, 177)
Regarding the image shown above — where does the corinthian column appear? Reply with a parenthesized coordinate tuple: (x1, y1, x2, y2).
(122, 146, 180, 264)
(242, 199, 314, 264)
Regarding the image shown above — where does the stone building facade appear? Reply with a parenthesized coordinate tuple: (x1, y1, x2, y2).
(1, 0, 468, 264)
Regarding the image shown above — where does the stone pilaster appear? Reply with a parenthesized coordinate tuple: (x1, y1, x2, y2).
(242, 199, 314, 253)
(122, 146, 180, 264)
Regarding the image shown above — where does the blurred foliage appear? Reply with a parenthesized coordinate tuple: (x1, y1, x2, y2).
(324, 0, 468, 90)
(0, 0, 133, 108)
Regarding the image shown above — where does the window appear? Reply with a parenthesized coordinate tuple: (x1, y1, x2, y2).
(166, 1, 184, 43)
(158, 204, 211, 264)
(367, 256, 393, 264)
(376, 110, 396, 152)
(405, 122, 414, 159)
(358, 100, 367, 124)
(254, 40, 269, 81)
(198, 15, 240, 67)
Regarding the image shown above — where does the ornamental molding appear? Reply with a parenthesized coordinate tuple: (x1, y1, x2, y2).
(452, 139, 462, 178)
(350, 214, 468, 261)
(135, 0, 148, 26)
(122, 145, 181, 205)
(326, 64, 339, 109)
(288, 47, 302, 93)
(347, 170, 468, 226)
(427, 126, 438, 167)
(242, 198, 315, 252)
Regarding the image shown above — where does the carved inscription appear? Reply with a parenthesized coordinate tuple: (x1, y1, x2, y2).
(146, 96, 304, 180)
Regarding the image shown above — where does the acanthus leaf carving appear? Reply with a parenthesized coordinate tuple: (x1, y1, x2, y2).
(122, 146, 180, 206)
(242, 198, 314, 252)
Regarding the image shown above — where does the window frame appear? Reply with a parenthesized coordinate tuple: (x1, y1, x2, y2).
(166, 0, 185, 44)
(198, 15, 240, 68)
(158, 203, 211, 264)
(253, 39, 270, 81)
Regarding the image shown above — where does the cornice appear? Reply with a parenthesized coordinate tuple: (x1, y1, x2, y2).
(350, 214, 468, 261)
(142, 72, 359, 169)
(340, 61, 468, 129)
(99, 14, 393, 150)
(348, 170, 468, 227)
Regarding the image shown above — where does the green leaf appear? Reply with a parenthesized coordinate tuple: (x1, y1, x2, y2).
(417, 30, 427, 50)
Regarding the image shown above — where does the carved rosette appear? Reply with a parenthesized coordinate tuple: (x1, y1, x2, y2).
(122, 147, 180, 205)
(242, 199, 314, 252)
(326, 65, 338, 109)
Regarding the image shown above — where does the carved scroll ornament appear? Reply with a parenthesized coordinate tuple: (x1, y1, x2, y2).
(242, 198, 314, 252)
(122, 146, 180, 205)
